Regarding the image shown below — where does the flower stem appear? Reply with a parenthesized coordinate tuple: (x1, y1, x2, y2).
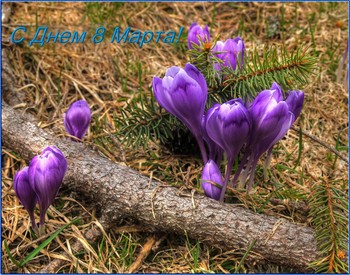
(230, 150, 249, 188)
(238, 154, 254, 189)
(215, 149, 223, 167)
(263, 147, 273, 181)
(195, 135, 208, 163)
(219, 158, 234, 202)
(246, 158, 259, 193)
(38, 225, 45, 237)
(29, 212, 39, 235)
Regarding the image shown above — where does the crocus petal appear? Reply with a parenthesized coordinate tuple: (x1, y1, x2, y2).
(165, 66, 181, 78)
(285, 90, 304, 122)
(212, 37, 246, 71)
(255, 101, 290, 141)
(222, 39, 238, 69)
(153, 76, 177, 116)
(14, 166, 37, 214)
(253, 106, 293, 157)
(202, 110, 222, 160)
(266, 111, 294, 150)
(184, 63, 208, 95)
(249, 89, 279, 132)
(232, 36, 245, 67)
(212, 40, 225, 58)
(270, 82, 283, 101)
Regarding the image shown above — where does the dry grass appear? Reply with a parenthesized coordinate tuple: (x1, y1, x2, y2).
(2, 2, 348, 273)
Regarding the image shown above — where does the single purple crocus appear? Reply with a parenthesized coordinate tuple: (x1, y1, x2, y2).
(201, 160, 224, 201)
(64, 100, 91, 141)
(188, 22, 210, 49)
(212, 37, 245, 71)
(152, 63, 208, 162)
(28, 146, 67, 231)
(13, 166, 38, 232)
(206, 99, 251, 201)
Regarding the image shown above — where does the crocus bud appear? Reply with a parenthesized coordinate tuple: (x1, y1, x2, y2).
(28, 146, 67, 226)
(13, 167, 38, 229)
(206, 99, 251, 162)
(64, 100, 91, 141)
(201, 160, 224, 201)
(188, 22, 210, 49)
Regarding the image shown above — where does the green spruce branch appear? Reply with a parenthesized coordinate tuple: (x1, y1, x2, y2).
(114, 94, 187, 149)
(189, 42, 317, 103)
(308, 179, 348, 273)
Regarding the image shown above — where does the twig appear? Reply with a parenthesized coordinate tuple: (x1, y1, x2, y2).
(127, 234, 159, 273)
(270, 198, 310, 215)
(291, 126, 348, 164)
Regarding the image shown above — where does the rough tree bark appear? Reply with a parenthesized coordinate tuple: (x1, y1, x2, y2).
(2, 101, 319, 272)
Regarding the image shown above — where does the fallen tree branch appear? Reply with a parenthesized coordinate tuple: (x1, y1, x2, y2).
(2, 101, 319, 272)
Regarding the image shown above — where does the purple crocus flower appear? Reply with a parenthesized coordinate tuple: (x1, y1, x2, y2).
(206, 99, 251, 200)
(243, 83, 296, 191)
(13, 166, 38, 231)
(64, 100, 91, 141)
(152, 63, 208, 162)
(212, 37, 245, 71)
(28, 146, 67, 228)
(188, 22, 210, 49)
(201, 160, 224, 201)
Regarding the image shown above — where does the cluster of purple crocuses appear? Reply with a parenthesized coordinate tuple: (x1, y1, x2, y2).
(153, 23, 304, 201)
(13, 100, 91, 234)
